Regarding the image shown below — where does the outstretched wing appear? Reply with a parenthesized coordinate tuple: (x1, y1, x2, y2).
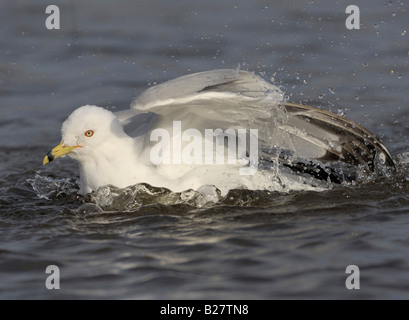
(130, 69, 283, 110)
(117, 68, 284, 137)
(281, 102, 395, 169)
(118, 69, 394, 174)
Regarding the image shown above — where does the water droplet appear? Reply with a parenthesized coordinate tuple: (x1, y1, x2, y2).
(374, 23, 379, 28)
(402, 30, 407, 36)
(398, 74, 402, 79)
(362, 62, 368, 67)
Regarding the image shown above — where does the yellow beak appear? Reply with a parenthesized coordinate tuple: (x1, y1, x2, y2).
(43, 142, 77, 165)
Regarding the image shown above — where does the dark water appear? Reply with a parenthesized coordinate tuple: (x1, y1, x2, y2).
(1, 0, 409, 299)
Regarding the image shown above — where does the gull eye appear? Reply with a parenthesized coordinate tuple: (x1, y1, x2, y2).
(84, 130, 94, 137)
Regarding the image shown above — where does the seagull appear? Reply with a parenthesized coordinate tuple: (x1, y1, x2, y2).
(43, 69, 395, 195)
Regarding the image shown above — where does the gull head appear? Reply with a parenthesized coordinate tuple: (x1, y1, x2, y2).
(43, 105, 127, 165)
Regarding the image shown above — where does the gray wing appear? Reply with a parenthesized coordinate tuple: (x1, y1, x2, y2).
(118, 69, 394, 172)
(281, 102, 395, 169)
(130, 69, 282, 111)
(117, 68, 283, 137)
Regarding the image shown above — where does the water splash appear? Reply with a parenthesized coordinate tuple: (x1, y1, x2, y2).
(27, 171, 79, 200)
(26, 150, 407, 213)
(86, 183, 222, 211)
